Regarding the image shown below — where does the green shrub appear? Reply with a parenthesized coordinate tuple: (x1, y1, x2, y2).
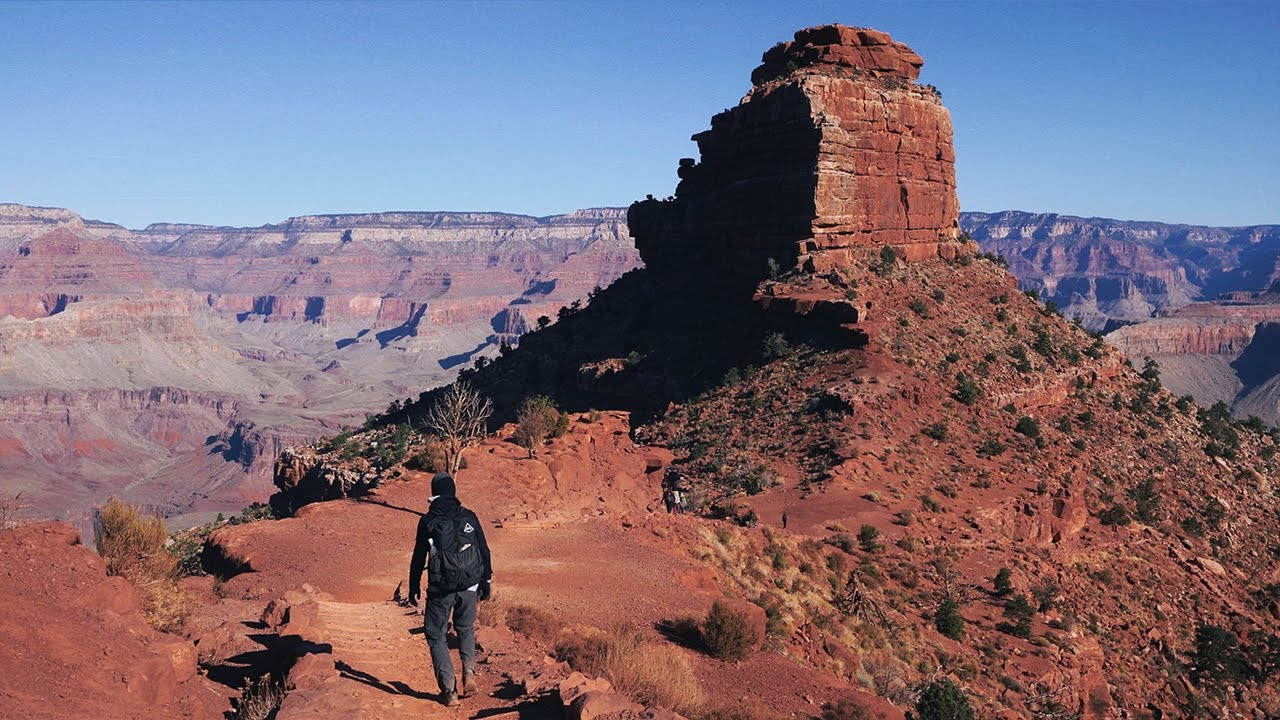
(993, 568, 1013, 596)
(1098, 504, 1131, 526)
(703, 601, 759, 662)
(761, 332, 792, 360)
(914, 679, 974, 720)
(1191, 624, 1250, 685)
(873, 245, 898, 276)
(935, 598, 964, 640)
(999, 593, 1035, 638)
(857, 525, 881, 553)
(513, 395, 568, 458)
(953, 373, 982, 405)
(922, 421, 948, 441)
(1015, 416, 1040, 439)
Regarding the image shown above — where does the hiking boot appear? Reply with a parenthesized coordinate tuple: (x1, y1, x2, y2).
(460, 670, 476, 698)
(441, 689, 460, 707)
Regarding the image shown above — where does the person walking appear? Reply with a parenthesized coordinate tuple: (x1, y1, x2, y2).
(408, 472, 493, 706)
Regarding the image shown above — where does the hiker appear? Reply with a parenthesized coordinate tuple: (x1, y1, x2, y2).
(663, 488, 676, 514)
(782, 511, 788, 529)
(408, 472, 493, 707)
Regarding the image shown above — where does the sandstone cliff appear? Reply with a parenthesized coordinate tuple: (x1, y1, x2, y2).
(630, 25, 963, 284)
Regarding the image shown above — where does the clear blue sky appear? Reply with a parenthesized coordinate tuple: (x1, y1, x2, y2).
(2, 1, 1276, 228)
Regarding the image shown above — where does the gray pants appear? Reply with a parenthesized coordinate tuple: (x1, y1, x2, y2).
(423, 588, 477, 694)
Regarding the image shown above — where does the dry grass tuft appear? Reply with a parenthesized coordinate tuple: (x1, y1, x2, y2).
(95, 498, 192, 632)
(505, 604, 563, 644)
(234, 675, 284, 720)
(556, 624, 705, 715)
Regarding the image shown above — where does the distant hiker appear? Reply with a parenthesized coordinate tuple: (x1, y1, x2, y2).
(663, 488, 676, 514)
(408, 472, 493, 707)
(672, 489, 685, 515)
(781, 511, 788, 529)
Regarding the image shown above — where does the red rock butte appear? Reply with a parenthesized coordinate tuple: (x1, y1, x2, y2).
(629, 24, 965, 281)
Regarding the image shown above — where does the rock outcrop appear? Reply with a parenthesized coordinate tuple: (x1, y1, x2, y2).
(629, 25, 964, 284)
(0, 522, 230, 718)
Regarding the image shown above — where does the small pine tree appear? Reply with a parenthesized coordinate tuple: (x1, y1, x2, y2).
(934, 598, 964, 640)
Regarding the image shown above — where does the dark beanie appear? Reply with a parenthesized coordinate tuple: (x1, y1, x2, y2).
(431, 472, 456, 498)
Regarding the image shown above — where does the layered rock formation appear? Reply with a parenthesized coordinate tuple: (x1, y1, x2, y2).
(962, 210, 1280, 330)
(0, 204, 639, 523)
(630, 25, 964, 283)
(1106, 290, 1280, 421)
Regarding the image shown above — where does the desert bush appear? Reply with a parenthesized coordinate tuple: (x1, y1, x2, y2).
(506, 604, 563, 644)
(922, 421, 948, 441)
(820, 696, 873, 720)
(761, 332, 792, 360)
(914, 679, 974, 720)
(557, 624, 704, 713)
(999, 593, 1035, 639)
(1098, 503, 1131, 526)
(857, 525, 881, 553)
(1190, 624, 1250, 685)
(702, 601, 759, 662)
(94, 498, 191, 632)
(952, 373, 981, 405)
(873, 245, 898, 276)
(404, 438, 447, 473)
(992, 567, 1013, 596)
(513, 395, 568, 458)
(1015, 416, 1040, 439)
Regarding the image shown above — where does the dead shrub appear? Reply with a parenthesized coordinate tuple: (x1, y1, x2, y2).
(94, 498, 192, 632)
(556, 624, 705, 715)
(404, 438, 447, 473)
(505, 604, 563, 644)
(0, 493, 27, 530)
(820, 696, 874, 720)
(702, 601, 760, 662)
(234, 675, 284, 720)
(475, 592, 506, 629)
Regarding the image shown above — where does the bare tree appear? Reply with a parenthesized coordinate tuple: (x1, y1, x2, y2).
(422, 382, 492, 474)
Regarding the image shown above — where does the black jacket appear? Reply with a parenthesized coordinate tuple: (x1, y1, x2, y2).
(409, 496, 492, 597)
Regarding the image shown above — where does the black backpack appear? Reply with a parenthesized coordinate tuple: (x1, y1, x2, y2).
(431, 511, 484, 592)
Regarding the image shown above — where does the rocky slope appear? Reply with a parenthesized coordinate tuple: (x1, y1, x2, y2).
(0, 204, 638, 524)
(0, 522, 231, 719)
(359, 25, 1273, 718)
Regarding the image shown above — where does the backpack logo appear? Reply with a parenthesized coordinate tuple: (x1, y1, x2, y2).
(463, 522, 474, 534)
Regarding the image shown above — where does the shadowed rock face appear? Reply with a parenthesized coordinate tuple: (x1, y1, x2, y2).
(629, 24, 961, 284)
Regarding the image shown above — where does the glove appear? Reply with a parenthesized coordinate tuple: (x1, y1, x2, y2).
(407, 589, 420, 607)
(477, 579, 491, 602)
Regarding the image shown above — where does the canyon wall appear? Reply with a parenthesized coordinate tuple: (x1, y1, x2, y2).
(962, 210, 1280, 330)
(0, 204, 639, 523)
